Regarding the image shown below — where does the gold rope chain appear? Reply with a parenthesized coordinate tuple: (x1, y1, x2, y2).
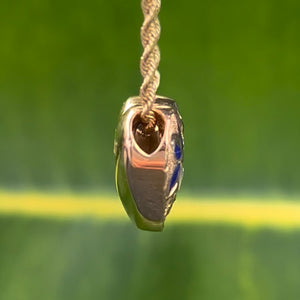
(139, 0, 161, 128)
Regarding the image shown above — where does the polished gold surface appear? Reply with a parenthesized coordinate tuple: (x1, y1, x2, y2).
(114, 97, 184, 230)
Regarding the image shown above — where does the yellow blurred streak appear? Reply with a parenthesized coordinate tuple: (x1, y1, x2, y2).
(0, 193, 125, 219)
(0, 192, 299, 228)
(171, 200, 300, 228)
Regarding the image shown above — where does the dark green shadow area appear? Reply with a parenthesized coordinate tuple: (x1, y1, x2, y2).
(0, 216, 299, 300)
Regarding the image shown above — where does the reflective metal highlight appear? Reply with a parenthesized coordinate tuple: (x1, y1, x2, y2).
(114, 96, 184, 231)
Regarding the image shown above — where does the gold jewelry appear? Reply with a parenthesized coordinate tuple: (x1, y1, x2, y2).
(114, 0, 184, 231)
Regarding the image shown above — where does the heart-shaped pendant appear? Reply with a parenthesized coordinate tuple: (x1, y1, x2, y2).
(114, 96, 184, 231)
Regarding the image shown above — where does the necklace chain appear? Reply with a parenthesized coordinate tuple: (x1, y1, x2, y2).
(139, 0, 161, 128)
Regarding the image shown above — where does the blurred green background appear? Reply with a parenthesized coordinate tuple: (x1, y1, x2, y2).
(1, 0, 299, 193)
(0, 0, 299, 299)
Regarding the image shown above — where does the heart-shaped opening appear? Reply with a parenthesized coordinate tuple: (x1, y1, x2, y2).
(133, 112, 165, 155)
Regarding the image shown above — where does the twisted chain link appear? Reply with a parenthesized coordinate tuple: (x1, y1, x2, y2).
(139, 0, 161, 127)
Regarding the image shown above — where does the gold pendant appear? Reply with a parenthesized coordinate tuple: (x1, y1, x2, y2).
(114, 96, 184, 231)
(114, 0, 184, 231)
